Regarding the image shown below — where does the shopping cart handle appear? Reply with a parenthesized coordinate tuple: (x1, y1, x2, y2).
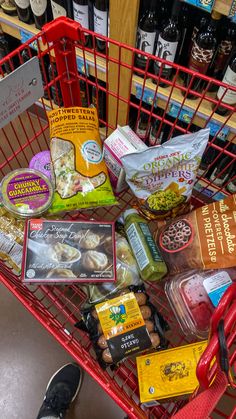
(41, 17, 85, 44)
(210, 283, 236, 334)
(196, 283, 236, 389)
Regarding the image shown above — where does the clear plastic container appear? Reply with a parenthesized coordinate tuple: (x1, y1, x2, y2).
(0, 168, 54, 218)
(165, 269, 236, 339)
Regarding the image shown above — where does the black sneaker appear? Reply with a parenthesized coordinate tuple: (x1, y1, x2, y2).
(36, 363, 83, 419)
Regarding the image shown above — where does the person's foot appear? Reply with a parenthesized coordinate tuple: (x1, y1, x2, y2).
(37, 363, 83, 419)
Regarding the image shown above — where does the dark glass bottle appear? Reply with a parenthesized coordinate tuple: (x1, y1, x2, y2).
(157, 0, 170, 31)
(135, 0, 158, 71)
(30, 0, 53, 30)
(0, 31, 11, 74)
(73, 0, 91, 46)
(210, 151, 235, 187)
(50, 0, 73, 19)
(153, 0, 181, 85)
(79, 75, 89, 107)
(15, 0, 33, 23)
(208, 19, 236, 91)
(177, 2, 194, 68)
(149, 108, 165, 146)
(214, 52, 236, 116)
(136, 103, 151, 142)
(93, 0, 108, 52)
(91, 79, 106, 126)
(226, 170, 236, 194)
(184, 10, 221, 99)
(48, 61, 63, 106)
(198, 145, 218, 178)
(1, 1, 17, 15)
(188, 9, 209, 57)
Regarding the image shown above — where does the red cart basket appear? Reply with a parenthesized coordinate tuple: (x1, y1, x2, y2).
(0, 17, 235, 418)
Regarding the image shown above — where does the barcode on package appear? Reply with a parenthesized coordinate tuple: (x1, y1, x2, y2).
(126, 223, 149, 271)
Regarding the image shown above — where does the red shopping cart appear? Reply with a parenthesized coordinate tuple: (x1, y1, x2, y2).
(0, 17, 235, 418)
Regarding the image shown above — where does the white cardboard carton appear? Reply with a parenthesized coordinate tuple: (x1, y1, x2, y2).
(104, 125, 147, 193)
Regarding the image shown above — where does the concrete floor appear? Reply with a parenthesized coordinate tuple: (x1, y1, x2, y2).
(0, 283, 124, 419)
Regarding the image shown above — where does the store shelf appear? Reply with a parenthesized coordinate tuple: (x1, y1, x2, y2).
(0, 10, 38, 39)
(1, 10, 236, 144)
(132, 75, 236, 143)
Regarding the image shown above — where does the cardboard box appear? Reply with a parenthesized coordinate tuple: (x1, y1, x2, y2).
(104, 125, 147, 193)
(22, 219, 116, 284)
(137, 341, 208, 404)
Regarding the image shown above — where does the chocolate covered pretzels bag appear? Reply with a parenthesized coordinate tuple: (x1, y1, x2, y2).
(156, 194, 236, 274)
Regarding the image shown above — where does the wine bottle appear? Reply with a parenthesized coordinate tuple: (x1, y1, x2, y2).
(226, 172, 236, 194)
(30, 0, 52, 29)
(153, 0, 181, 85)
(48, 61, 63, 106)
(1, 0, 17, 15)
(158, 0, 170, 31)
(50, 0, 72, 19)
(184, 10, 221, 99)
(214, 52, 236, 116)
(73, 0, 91, 46)
(177, 2, 193, 68)
(79, 74, 89, 107)
(91, 79, 106, 126)
(210, 152, 235, 187)
(73, 0, 89, 27)
(93, 0, 108, 52)
(149, 108, 165, 146)
(135, 0, 158, 72)
(15, 0, 33, 23)
(0, 31, 11, 74)
(198, 145, 217, 178)
(136, 103, 151, 141)
(208, 19, 236, 90)
(188, 9, 209, 57)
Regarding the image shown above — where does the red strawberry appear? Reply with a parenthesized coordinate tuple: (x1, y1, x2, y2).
(191, 303, 213, 330)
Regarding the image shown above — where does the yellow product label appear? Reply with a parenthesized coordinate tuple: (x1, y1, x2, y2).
(47, 107, 117, 213)
(137, 341, 208, 403)
(96, 292, 145, 340)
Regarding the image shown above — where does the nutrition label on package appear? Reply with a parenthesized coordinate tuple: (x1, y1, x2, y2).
(203, 271, 232, 307)
(126, 224, 149, 271)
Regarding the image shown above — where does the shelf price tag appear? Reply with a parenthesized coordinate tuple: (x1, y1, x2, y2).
(183, 0, 214, 13)
(229, 0, 236, 23)
(76, 56, 89, 76)
(168, 103, 230, 141)
(135, 84, 158, 107)
(168, 103, 193, 123)
(206, 121, 229, 142)
(20, 30, 38, 51)
(194, 181, 228, 202)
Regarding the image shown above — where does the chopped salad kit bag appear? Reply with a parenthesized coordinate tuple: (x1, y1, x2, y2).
(121, 128, 209, 219)
(47, 107, 117, 213)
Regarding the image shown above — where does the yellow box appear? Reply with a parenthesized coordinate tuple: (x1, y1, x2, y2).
(137, 341, 208, 403)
